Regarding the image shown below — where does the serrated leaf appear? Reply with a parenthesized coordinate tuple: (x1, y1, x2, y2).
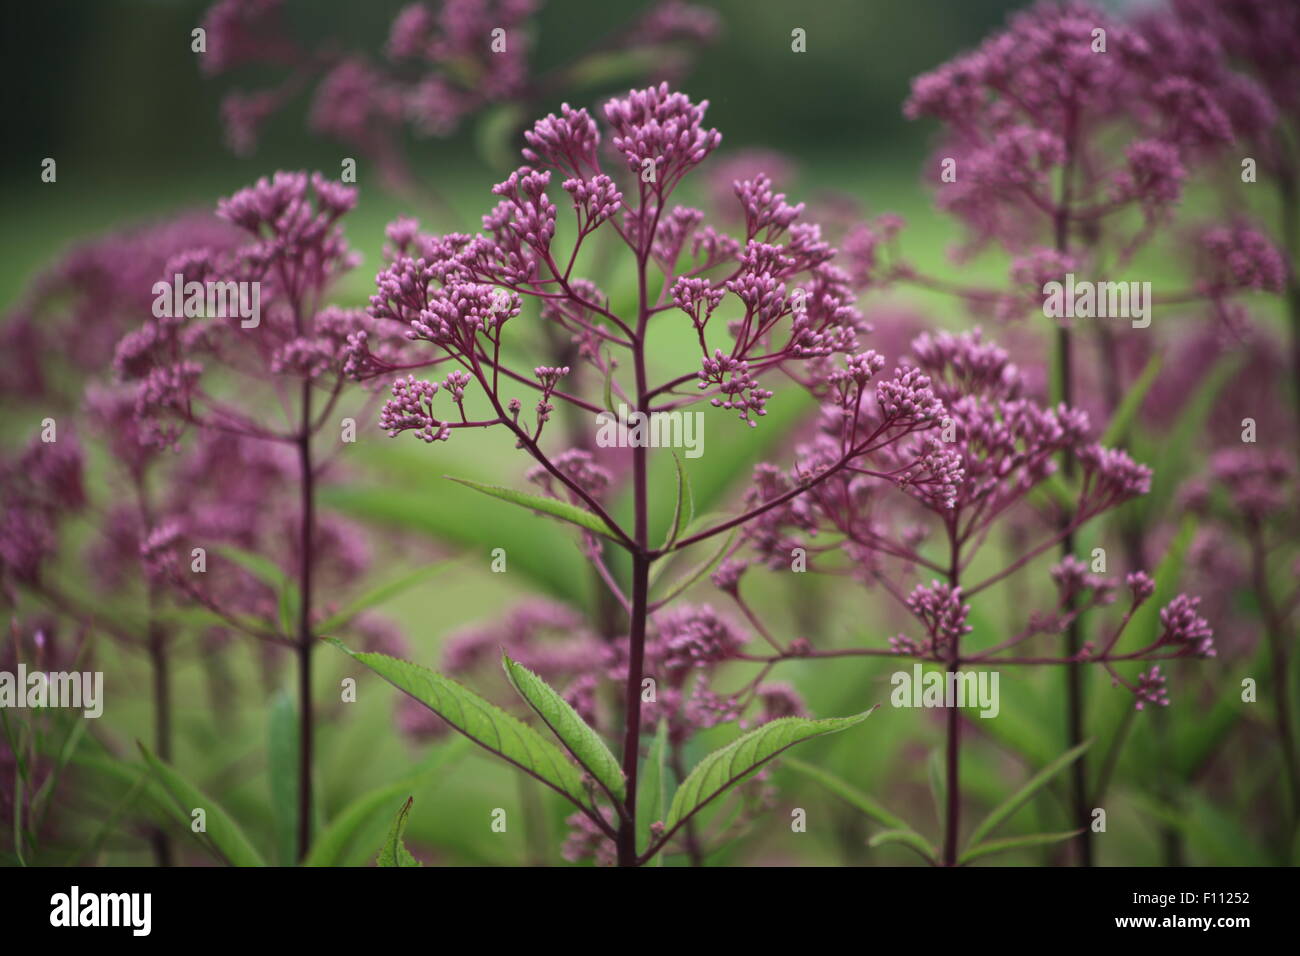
(316, 560, 452, 634)
(637, 721, 668, 863)
(959, 829, 1083, 865)
(138, 743, 266, 867)
(784, 757, 909, 831)
(445, 475, 620, 541)
(502, 654, 625, 800)
(663, 710, 875, 837)
(329, 641, 595, 813)
(964, 740, 1091, 850)
(376, 796, 421, 867)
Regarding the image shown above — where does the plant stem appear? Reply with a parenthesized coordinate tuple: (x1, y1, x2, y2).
(942, 523, 962, 867)
(146, 615, 173, 868)
(1277, 160, 1300, 458)
(135, 474, 173, 867)
(296, 381, 316, 862)
(616, 240, 654, 867)
(1250, 520, 1300, 828)
(1054, 109, 1092, 865)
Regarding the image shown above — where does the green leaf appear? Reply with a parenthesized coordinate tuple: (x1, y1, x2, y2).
(322, 480, 590, 606)
(445, 475, 620, 541)
(868, 828, 936, 864)
(473, 103, 524, 171)
(1099, 351, 1163, 447)
(138, 743, 266, 867)
(783, 757, 909, 831)
(316, 561, 452, 634)
(376, 796, 421, 867)
(621, 391, 815, 549)
(304, 738, 470, 867)
(959, 829, 1083, 865)
(663, 710, 875, 836)
(1141, 353, 1242, 518)
(329, 641, 595, 813)
(214, 544, 297, 636)
(502, 654, 625, 800)
(268, 691, 298, 866)
(662, 452, 695, 550)
(212, 543, 288, 589)
(637, 721, 669, 863)
(649, 510, 726, 589)
(601, 349, 618, 415)
(650, 530, 734, 606)
(964, 740, 1091, 850)
(564, 45, 678, 89)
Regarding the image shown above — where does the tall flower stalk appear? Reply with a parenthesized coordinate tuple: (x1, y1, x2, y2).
(346, 83, 951, 865)
(899, 0, 1285, 863)
(728, 328, 1216, 865)
(114, 173, 377, 860)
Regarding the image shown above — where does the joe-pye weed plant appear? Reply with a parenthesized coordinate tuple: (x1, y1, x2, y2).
(725, 327, 1216, 866)
(876, 0, 1288, 864)
(336, 83, 965, 866)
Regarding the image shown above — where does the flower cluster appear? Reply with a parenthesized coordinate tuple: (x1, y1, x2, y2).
(113, 172, 368, 449)
(0, 435, 85, 592)
(199, 0, 718, 208)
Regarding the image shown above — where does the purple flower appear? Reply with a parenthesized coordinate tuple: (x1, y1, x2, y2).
(1158, 594, 1215, 657)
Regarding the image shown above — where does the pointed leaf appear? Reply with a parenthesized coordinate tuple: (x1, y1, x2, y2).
(662, 452, 695, 550)
(783, 757, 909, 831)
(601, 349, 618, 415)
(268, 691, 298, 865)
(316, 560, 453, 634)
(305, 738, 469, 867)
(376, 796, 421, 867)
(323, 481, 590, 606)
(329, 641, 595, 813)
(663, 710, 875, 837)
(1100, 352, 1163, 447)
(651, 530, 734, 606)
(959, 829, 1085, 865)
(965, 740, 1091, 850)
(502, 654, 625, 800)
(637, 721, 669, 862)
(445, 475, 620, 541)
(868, 828, 937, 864)
(138, 743, 266, 867)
